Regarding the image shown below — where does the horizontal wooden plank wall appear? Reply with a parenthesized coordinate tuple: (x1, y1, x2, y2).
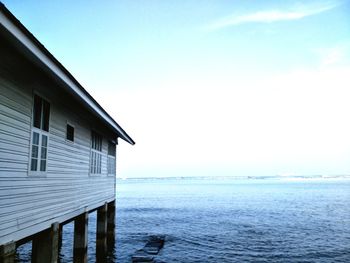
(0, 36, 117, 244)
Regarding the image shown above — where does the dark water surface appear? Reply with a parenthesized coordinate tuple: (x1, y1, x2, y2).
(17, 178, 350, 262)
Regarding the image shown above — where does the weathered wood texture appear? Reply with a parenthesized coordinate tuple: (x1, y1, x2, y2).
(0, 241, 15, 263)
(73, 212, 88, 263)
(107, 200, 116, 236)
(0, 36, 117, 245)
(32, 222, 59, 263)
(96, 203, 108, 260)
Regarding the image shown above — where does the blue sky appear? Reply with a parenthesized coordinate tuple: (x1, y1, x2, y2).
(3, 0, 350, 177)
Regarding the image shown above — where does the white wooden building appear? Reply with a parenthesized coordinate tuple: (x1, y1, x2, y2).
(0, 3, 134, 261)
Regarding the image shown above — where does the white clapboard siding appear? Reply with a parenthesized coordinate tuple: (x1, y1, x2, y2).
(0, 37, 118, 245)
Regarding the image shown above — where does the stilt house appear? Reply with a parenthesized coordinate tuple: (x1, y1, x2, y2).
(0, 3, 134, 260)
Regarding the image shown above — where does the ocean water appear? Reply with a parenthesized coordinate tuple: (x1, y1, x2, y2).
(16, 178, 350, 262)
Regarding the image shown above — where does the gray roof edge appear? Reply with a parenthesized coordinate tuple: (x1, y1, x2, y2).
(0, 3, 135, 145)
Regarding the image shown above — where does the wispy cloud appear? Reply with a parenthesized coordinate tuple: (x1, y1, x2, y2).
(206, 2, 340, 31)
(320, 47, 344, 66)
(314, 42, 350, 67)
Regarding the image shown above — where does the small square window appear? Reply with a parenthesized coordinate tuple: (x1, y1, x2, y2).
(108, 142, 116, 156)
(66, 124, 74, 142)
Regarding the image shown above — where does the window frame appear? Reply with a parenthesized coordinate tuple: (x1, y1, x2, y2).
(90, 131, 103, 175)
(28, 93, 50, 177)
(107, 141, 116, 176)
(32, 94, 50, 132)
(66, 122, 75, 143)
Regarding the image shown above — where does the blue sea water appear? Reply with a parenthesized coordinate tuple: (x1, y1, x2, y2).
(16, 178, 350, 262)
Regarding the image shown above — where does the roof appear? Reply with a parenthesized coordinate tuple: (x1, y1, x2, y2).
(0, 3, 135, 145)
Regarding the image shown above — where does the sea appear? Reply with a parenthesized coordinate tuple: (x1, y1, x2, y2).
(16, 177, 350, 262)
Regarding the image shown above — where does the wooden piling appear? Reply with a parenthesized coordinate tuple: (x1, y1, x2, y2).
(73, 212, 89, 263)
(107, 200, 116, 236)
(32, 222, 59, 263)
(96, 203, 108, 261)
(107, 200, 116, 258)
(0, 242, 15, 263)
(58, 225, 63, 249)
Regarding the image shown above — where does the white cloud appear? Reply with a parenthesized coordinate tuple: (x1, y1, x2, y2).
(321, 47, 343, 66)
(107, 66, 350, 177)
(205, 2, 339, 31)
(317, 46, 348, 66)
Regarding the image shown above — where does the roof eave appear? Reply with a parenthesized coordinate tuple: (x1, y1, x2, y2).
(0, 3, 135, 145)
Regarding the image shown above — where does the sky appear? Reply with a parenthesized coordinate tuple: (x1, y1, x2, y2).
(3, 0, 350, 178)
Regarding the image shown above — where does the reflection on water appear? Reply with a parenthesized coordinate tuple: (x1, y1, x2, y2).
(16, 178, 350, 262)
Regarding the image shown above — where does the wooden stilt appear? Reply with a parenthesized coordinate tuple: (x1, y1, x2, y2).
(0, 242, 15, 263)
(96, 203, 107, 261)
(32, 223, 59, 263)
(107, 200, 116, 236)
(107, 200, 116, 258)
(58, 225, 63, 249)
(73, 212, 88, 263)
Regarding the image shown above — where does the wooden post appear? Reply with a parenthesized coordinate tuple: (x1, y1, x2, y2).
(32, 222, 59, 263)
(0, 242, 15, 263)
(58, 225, 63, 249)
(107, 200, 116, 256)
(96, 203, 107, 261)
(107, 200, 116, 237)
(73, 212, 88, 263)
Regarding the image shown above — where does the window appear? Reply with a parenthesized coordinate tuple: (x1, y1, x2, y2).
(107, 142, 116, 175)
(90, 131, 102, 174)
(30, 95, 50, 173)
(33, 94, 50, 131)
(66, 124, 74, 142)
